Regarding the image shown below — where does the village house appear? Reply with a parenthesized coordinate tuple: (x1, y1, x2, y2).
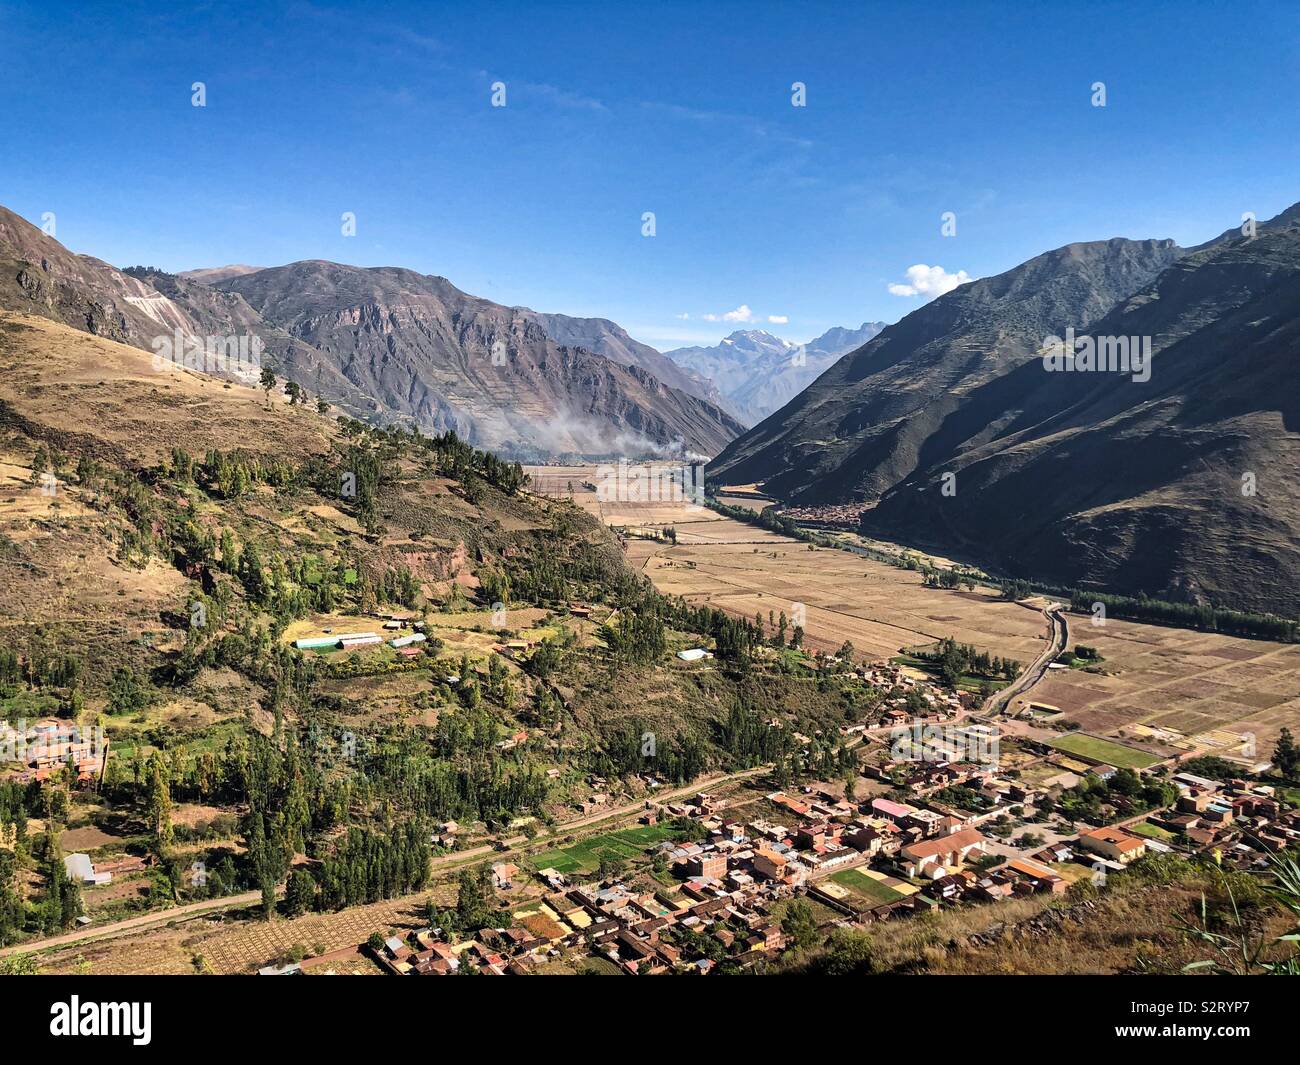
(1077, 825, 1147, 864)
(870, 797, 917, 825)
(751, 846, 807, 887)
(491, 862, 519, 890)
(843, 824, 885, 857)
(899, 828, 989, 879)
(63, 853, 111, 886)
(1001, 857, 1067, 894)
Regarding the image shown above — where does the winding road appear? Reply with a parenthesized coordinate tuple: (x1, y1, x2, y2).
(981, 600, 1069, 719)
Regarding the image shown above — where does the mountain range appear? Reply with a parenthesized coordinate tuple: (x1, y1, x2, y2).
(664, 322, 886, 425)
(708, 205, 1300, 616)
(515, 308, 731, 414)
(0, 206, 742, 459)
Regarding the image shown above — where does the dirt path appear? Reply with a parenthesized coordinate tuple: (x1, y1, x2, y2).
(982, 601, 1068, 718)
(0, 891, 263, 958)
(0, 767, 769, 960)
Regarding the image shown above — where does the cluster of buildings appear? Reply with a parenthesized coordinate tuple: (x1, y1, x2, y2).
(359, 713, 1299, 976)
(840, 661, 969, 725)
(652, 783, 1074, 918)
(775, 503, 869, 528)
(371, 860, 790, 977)
(293, 614, 431, 655)
(0, 718, 106, 784)
(1127, 771, 1299, 870)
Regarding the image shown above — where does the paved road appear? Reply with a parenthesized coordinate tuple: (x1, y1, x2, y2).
(0, 767, 770, 959)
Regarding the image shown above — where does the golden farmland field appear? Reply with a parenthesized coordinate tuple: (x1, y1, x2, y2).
(530, 467, 1300, 761)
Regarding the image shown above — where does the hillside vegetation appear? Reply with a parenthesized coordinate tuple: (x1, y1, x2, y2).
(0, 313, 861, 946)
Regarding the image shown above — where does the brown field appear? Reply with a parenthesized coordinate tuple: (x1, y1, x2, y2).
(37, 885, 458, 976)
(533, 467, 1300, 760)
(1021, 613, 1300, 757)
(523, 464, 721, 528)
(530, 470, 1048, 663)
(714, 493, 770, 513)
(632, 535, 1049, 663)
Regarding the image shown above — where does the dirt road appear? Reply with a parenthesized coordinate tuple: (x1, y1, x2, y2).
(982, 601, 1068, 718)
(1, 767, 769, 960)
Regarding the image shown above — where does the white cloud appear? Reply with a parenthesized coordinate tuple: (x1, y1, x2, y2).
(695, 304, 763, 323)
(887, 264, 971, 299)
(520, 80, 607, 111)
(700, 305, 754, 322)
(675, 312, 691, 320)
(767, 314, 789, 324)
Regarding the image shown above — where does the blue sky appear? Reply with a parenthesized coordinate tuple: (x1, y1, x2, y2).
(2, 0, 1297, 350)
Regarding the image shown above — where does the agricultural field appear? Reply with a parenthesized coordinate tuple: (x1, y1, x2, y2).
(528, 468, 1300, 769)
(530, 468, 1049, 665)
(523, 464, 720, 529)
(1046, 733, 1162, 770)
(35, 888, 451, 976)
(713, 493, 769, 513)
(528, 824, 682, 875)
(630, 527, 1047, 663)
(1017, 613, 1300, 760)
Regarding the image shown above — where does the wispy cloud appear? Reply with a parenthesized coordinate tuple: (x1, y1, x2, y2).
(637, 100, 813, 151)
(394, 28, 445, 54)
(519, 80, 607, 112)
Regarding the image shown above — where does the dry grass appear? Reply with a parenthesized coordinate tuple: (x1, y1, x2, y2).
(0, 312, 333, 466)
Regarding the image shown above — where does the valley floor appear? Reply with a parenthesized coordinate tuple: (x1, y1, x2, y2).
(528, 467, 1300, 764)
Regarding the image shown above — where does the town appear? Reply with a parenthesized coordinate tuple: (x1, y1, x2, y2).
(307, 656, 1299, 977)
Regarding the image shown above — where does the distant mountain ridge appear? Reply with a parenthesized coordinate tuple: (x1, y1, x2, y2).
(0, 206, 743, 458)
(664, 321, 886, 425)
(517, 308, 733, 414)
(708, 206, 1300, 616)
(178, 264, 265, 284)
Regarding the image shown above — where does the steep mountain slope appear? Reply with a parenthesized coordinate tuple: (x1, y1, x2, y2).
(0, 206, 205, 345)
(0, 206, 741, 458)
(665, 322, 886, 425)
(862, 219, 1300, 615)
(0, 311, 332, 465)
(707, 239, 1182, 497)
(215, 261, 743, 457)
(520, 309, 733, 415)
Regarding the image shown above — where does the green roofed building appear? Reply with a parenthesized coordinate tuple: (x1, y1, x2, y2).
(294, 635, 343, 650)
